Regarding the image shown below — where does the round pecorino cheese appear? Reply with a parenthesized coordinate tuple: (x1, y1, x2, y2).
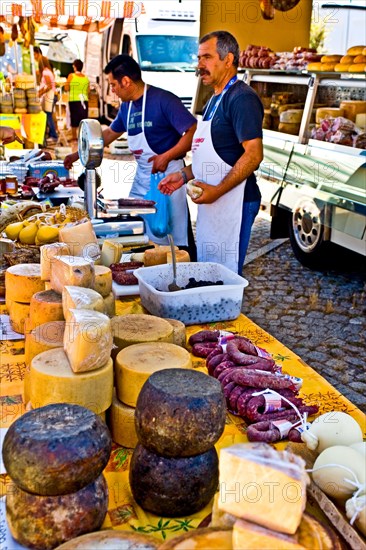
(6, 475, 108, 550)
(55, 530, 160, 549)
(2, 403, 112, 496)
(129, 443, 219, 517)
(135, 369, 226, 457)
(159, 528, 233, 549)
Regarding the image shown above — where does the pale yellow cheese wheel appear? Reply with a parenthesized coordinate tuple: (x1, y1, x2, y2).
(8, 300, 30, 334)
(144, 245, 178, 266)
(29, 289, 64, 330)
(339, 100, 366, 122)
(166, 250, 191, 263)
(93, 265, 112, 297)
(315, 107, 344, 124)
(30, 348, 113, 413)
(165, 318, 186, 347)
(5, 264, 45, 303)
(108, 392, 138, 448)
(115, 342, 192, 407)
(103, 292, 116, 317)
(111, 313, 174, 352)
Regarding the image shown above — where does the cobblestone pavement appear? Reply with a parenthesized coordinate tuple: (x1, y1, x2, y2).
(241, 212, 366, 413)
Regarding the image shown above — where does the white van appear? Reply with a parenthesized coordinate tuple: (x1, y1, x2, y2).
(85, 1, 200, 122)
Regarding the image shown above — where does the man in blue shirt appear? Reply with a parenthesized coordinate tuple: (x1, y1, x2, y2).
(64, 55, 197, 257)
(159, 31, 264, 274)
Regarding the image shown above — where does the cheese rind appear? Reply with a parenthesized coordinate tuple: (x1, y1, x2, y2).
(108, 392, 138, 448)
(144, 245, 178, 266)
(103, 292, 115, 317)
(50, 255, 95, 294)
(25, 319, 65, 366)
(8, 300, 30, 334)
(93, 265, 112, 297)
(62, 286, 105, 320)
(29, 289, 64, 329)
(165, 318, 186, 347)
(30, 348, 113, 413)
(40, 242, 70, 280)
(159, 528, 233, 549)
(63, 309, 113, 373)
(112, 313, 173, 352)
(100, 239, 123, 267)
(5, 475, 108, 550)
(115, 342, 192, 407)
(218, 443, 308, 535)
(5, 263, 45, 302)
(59, 220, 99, 259)
(232, 519, 304, 550)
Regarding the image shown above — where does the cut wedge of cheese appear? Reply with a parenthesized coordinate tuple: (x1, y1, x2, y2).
(339, 100, 366, 122)
(5, 264, 45, 303)
(62, 286, 104, 320)
(210, 492, 236, 529)
(100, 239, 123, 267)
(233, 519, 304, 549)
(103, 292, 115, 317)
(93, 265, 112, 297)
(218, 443, 308, 535)
(111, 313, 173, 352)
(30, 348, 113, 413)
(159, 528, 233, 549)
(115, 342, 192, 407)
(8, 300, 30, 334)
(64, 309, 113, 373)
(50, 255, 95, 294)
(165, 318, 186, 347)
(40, 242, 70, 280)
(59, 220, 99, 260)
(29, 289, 64, 330)
(108, 391, 138, 448)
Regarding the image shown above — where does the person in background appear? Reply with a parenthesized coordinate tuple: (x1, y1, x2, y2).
(38, 57, 58, 144)
(64, 59, 90, 142)
(64, 54, 197, 259)
(0, 126, 23, 144)
(33, 46, 52, 85)
(158, 30, 264, 274)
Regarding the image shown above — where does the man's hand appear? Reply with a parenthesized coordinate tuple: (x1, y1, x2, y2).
(189, 181, 222, 204)
(64, 151, 79, 170)
(0, 127, 23, 145)
(148, 152, 170, 174)
(158, 171, 185, 195)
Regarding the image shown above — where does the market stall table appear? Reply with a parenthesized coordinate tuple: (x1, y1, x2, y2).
(0, 296, 365, 548)
(0, 113, 47, 149)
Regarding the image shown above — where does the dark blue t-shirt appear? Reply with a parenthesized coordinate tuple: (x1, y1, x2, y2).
(110, 85, 196, 156)
(203, 80, 264, 202)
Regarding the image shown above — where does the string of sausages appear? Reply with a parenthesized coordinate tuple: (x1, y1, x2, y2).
(189, 330, 319, 443)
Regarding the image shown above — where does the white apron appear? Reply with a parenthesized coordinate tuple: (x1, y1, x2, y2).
(127, 85, 188, 246)
(192, 85, 246, 273)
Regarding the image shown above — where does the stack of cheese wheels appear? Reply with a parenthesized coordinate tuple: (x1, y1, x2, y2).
(2, 403, 111, 549)
(130, 368, 226, 517)
(5, 264, 45, 334)
(109, 315, 190, 448)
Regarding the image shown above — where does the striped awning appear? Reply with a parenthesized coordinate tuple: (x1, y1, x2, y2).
(0, 1, 145, 31)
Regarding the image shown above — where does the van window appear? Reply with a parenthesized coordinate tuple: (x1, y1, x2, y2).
(136, 35, 197, 70)
(109, 19, 124, 60)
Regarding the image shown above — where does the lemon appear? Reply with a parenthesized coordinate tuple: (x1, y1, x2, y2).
(5, 221, 24, 241)
(35, 225, 59, 245)
(18, 223, 38, 245)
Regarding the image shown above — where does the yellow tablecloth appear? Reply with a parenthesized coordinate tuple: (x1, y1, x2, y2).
(0, 112, 47, 147)
(0, 298, 365, 544)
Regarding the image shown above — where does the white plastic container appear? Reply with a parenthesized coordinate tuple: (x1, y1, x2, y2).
(134, 262, 248, 325)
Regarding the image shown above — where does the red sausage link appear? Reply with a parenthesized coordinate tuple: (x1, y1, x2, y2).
(206, 353, 227, 375)
(188, 330, 220, 346)
(191, 342, 219, 358)
(213, 361, 236, 379)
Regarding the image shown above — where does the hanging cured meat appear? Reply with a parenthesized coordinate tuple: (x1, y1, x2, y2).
(259, 0, 275, 20)
(272, 0, 301, 11)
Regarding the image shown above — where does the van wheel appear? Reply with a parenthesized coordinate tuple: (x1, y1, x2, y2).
(288, 198, 332, 269)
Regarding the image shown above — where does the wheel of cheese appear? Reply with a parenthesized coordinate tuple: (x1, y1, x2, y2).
(29, 289, 64, 329)
(6, 475, 108, 550)
(316, 107, 344, 124)
(50, 255, 95, 294)
(2, 403, 112, 495)
(159, 528, 232, 549)
(129, 443, 219, 517)
(108, 391, 138, 448)
(135, 369, 226, 457)
(166, 250, 190, 263)
(8, 300, 30, 334)
(62, 286, 105, 320)
(144, 245, 178, 266)
(30, 348, 113, 413)
(115, 342, 192, 407)
(25, 319, 65, 366)
(339, 100, 366, 122)
(55, 530, 160, 549)
(279, 109, 303, 124)
(103, 292, 115, 317)
(111, 313, 173, 351)
(40, 242, 70, 280)
(93, 265, 112, 297)
(165, 318, 186, 347)
(278, 122, 300, 135)
(5, 263, 45, 302)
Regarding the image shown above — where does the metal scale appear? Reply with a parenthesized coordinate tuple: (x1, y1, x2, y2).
(78, 119, 155, 242)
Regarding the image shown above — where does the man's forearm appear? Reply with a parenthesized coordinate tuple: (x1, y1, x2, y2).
(216, 140, 263, 199)
(162, 124, 197, 164)
(102, 127, 123, 147)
